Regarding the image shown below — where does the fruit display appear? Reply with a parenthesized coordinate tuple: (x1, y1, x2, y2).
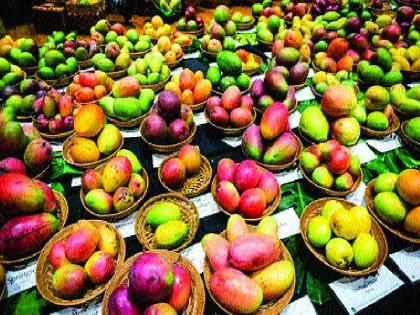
(140, 91, 195, 150)
(204, 86, 255, 133)
(66, 71, 113, 104)
(81, 152, 148, 217)
(390, 84, 420, 116)
(235, 49, 262, 75)
(242, 102, 301, 168)
(213, 159, 280, 220)
(206, 51, 251, 93)
(256, 14, 286, 45)
(390, 45, 420, 74)
(282, 2, 310, 23)
(311, 0, 341, 16)
(311, 70, 358, 97)
(366, 170, 420, 241)
(0, 174, 66, 261)
(4, 37, 38, 71)
(401, 117, 420, 150)
(313, 38, 355, 74)
(165, 69, 212, 109)
(127, 51, 171, 88)
(62, 37, 101, 66)
(92, 44, 131, 75)
(38, 220, 124, 301)
(36, 49, 79, 82)
(203, 215, 295, 313)
(152, 36, 184, 67)
(250, 66, 296, 112)
(0, 59, 26, 88)
(302, 199, 386, 273)
(231, 11, 255, 29)
(64, 104, 123, 166)
(251, 1, 279, 19)
(177, 6, 204, 33)
(171, 32, 195, 52)
(143, 15, 173, 41)
(299, 140, 361, 194)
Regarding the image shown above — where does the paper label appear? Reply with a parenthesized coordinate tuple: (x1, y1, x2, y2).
(120, 128, 140, 138)
(52, 143, 63, 152)
(264, 51, 271, 58)
(329, 266, 403, 314)
(289, 111, 301, 130)
(350, 142, 377, 164)
(6, 260, 37, 297)
(346, 182, 367, 206)
(238, 27, 256, 34)
(191, 193, 220, 218)
(114, 211, 137, 238)
(222, 136, 242, 148)
(276, 168, 303, 185)
(308, 68, 315, 78)
(152, 153, 168, 168)
(171, 67, 183, 75)
(296, 86, 316, 102)
(252, 74, 264, 82)
(366, 134, 402, 153)
(407, 81, 420, 88)
(209, 62, 217, 67)
(281, 295, 317, 315)
(184, 51, 200, 59)
(390, 248, 420, 283)
(193, 111, 207, 126)
(51, 297, 102, 315)
(181, 242, 205, 274)
(273, 208, 300, 239)
(71, 176, 82, 187)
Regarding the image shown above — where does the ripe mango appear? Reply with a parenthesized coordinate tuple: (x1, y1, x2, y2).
(260, 102, 288, 141)
(116, 149, 142, 173)
(97, 124, 122, 155)
(154, 220, 189, 249)
(145, 201, 181, 227)
(263, 131, 298, 165)
(23, 138, 53, 175)
(112, 76, 141, 98)
(210, 268, 263, 314)
(226, 214, 248, 242)
(256, 216, 281, 260)
(74, 104, 105, 137)
(202, 233, 230, 272)
(84, 189, 113, 214)
(53, 264, 86, 299)
(98, 224, 119, 257)
(69, 136, 100, 164)
(65, 221, 99, 264)
(101, 156, 132, 193)
(299, 106, 329, 142)
(404, 206, 420, 235)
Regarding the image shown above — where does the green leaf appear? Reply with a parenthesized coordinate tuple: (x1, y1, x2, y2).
(185, 38, 201, 53)
(4, 289, 46, 315)
(394, 148, 420, 169)
(50, 182, 65, 195)
(279, 194, 297, 211)
(284, 236, 307, 295)
(50, 155, 82, 180)
(297, 99, 319, 113)
(306, 271, 331, 304)
(296, 181, 314, 216)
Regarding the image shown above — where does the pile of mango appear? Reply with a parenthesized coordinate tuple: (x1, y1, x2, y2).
(390, 45, 420, 72)
(127, 51, 171, 86)
(390, 84, 420, 116)
(0, 57, 26, 88)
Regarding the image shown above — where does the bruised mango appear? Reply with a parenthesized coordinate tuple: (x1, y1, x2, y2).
(101, 156, 132, 193)
(98, 224, 119, 257)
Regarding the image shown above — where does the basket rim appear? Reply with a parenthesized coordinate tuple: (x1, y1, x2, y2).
(212, 84, 250, 96)
(400, 120, 420, 151)
(32, 119, 75, 140)
(140, 74, 171, 91)
(204, 106, 255, 136)
(35, 68, 79, 88)
(359, 110, 400, 139)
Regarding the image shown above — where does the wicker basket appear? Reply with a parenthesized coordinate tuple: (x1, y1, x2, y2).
(365, 180, 420, 244)
(401, 70, 420, 82)
(256, 37, 273, 50)
(212, 84, 250, 96)
(105, 112, 148, 128)
(15, 114, 32, 121)
(11, 72, 27, 90)
(180, 27, 205, 36)
(203, 226, 295, 314)
(298, 146, 363, 197)
(396, 0, 420, 10)
(62, 134, 124, 169)
(242, 53, 263, 76)
(129, 47, 152, 59)
(235, 18, 256, 31)
(35, 70, 78, 88)
(101, 250, 206, 315)
(140, 120, 197, 153)
(66, 2, 106, 33)
(167, 54, 184, 69)
(80, 165, 149, 221)
(141, 75, 171, 92)
(32, 119, 75, 140)
(158, 153, 212, 198)
(297, 127, 318, 145)
(106, 68, 128, 79)
(360, 110, 400, 139)
(190, 100, 207, 112)
(300, 198, 388, 276)
(78, 58, 93, 69)
(200, 46, 219, 61)
(135, 193, 200, 252)
(242, 132, 303, 172)
(211, 174, 281, 222)
(23, 65, 38, 75)
(204, 107, 255, 136)
(291, 82, 306, 91)
(36, 220, 125, 306)
(400, 121, 420, 152)
(0, 191, 68, 265)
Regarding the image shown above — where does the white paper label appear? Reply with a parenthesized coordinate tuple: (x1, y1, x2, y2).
(350, 142, 377, 164)
(296, 86, 316, 102)
(171, 67, 183, 75)
(180, 242, 205, 274)
(390, 248, 420, 283)
(114, 211, 137, 238)
(308, 68, 315, 78)
(152, 153, 168, 168)
(329, 266, 403, 314)
(184, 51, 200, 59)
(238, 27, 256, 34)
(273, 208, 300, 239)
(281, 295, 317, 315)
(52, 143, 63, 152)
(6, 260, 37, 297)
(276, 168, 303, 185)
(407, 81, 420, 87)
(71, 176, 82, 187)
(209, 62, 217, 67)
(193, 111, 207, 126)
(252, 74, 264, 83)
(366, 134, 402, 153)
(222, 136, 242, 148)
(51, 297, 102, 315)
(346, 182, 367, 206)
(121, 128, 140, 138)
(19, 122, 32, 128)
(264, 51, 272, 58)
(289, 111, 301, 130)
(79, 66, 95, 73)
(191, 193, 220, 218)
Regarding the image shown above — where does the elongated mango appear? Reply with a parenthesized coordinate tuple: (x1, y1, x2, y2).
(202, 233, 230, 272)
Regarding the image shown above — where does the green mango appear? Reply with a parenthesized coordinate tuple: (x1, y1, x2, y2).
(146, 201, 181, 227)
(113, 97, 142, 120)
(97, 124, 122, 155)
(99, 96, 116, 118)
(154, 220, 189, 249)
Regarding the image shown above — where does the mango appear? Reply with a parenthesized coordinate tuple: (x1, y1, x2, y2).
(113, 97, 142, 120)
(405, 117, 420, 142)
(168, 264, 191, 311)
(23, 138, 53, 175)
(256, 216, 281, 260)
(263, 131, 298, 165)
(65, 221, 99, 264)
(53, 264, 86, 298)
(112, 76, 141, 98)
(154, 220, 189, 249)
(98, 224, 119, 257)
(69, 136, 100, 164)
(312, 166, 334, 188)
(374, 192, 407, 225)
(113, 187, 134, 212)
(404, 207, 420, 235)
(365, 86, 390, 111)
(102, 156, 132, 193)
(0, 213, 59, 259)
(202, 233, 230, 272)
(226, 214, 248, 242)
(84, 251, 115, 284)
(210, 268, 263, 314)
(97, 124, 122, 155)
(35, 179, 58, 213)
(242, 124, 264, 161)
(74, 104, 105, 137)
(49, 240, 70, 271)
(144, 303, 177, 315)
(116, 149, 142, 173)
(260, 102, 289, 141)
(85, 189, 113, 214)
(299, 106, 329, 142)
(145, 201, 181, 227)
(0, 121, 25, 157)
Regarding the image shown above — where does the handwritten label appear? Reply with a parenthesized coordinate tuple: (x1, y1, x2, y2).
(120, 128, 140, 138)
(390, 248, 420, 283)
(289, 111, 301, 130)
(184, 51, 200, 59)
(6, 260, 37, 297)
(296, 86, 316, 102)
(346, 182, 367, 206)
(273, 208, 300, 239)
(276, 168, 303, 185)
(71, 176, 82, 187)
(193, 111, 207, 126)
(281, 295, 317, 315)
(222, 135, 242, 148)
(191, 193, 220, 218)
(51, 297, 102, 315)
(181, 242, 205, 274)
(114, 211, 137, 238)
(329, 266, 403, 314)
(350, 142, 377, 164)
(152, 153, 168, 168)
(366, 134, 402, 153)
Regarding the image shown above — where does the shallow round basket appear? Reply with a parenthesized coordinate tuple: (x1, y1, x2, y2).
(167, 54, 184, 69)
(360, 111, 400, 139)
(158, 153, 212, 198)
(105, 111, 148, 128)
(311, 61, 321, 73)
(129, 47, 152, 59)
(401, 70, 420, 82)
(0, 191, 68, 265)
(102, 250, 206, 315)
(135, 193, 200, 252)
(200, 46, 218, 60)
(204, 107, 256, 136)
(242, 53, 263, 76)
(242, 132, 303, 172)
(140, 120, 196, 153)
(62, 134, 124, 169)
(300, 198, 388, 276)
(256, 37, 273, 50)
(212, 84, 250, 96)
(33, 119, 75, 140)
(400, 121, 420, 152)
(211, 174, 281, 222)
(203, 225, 295, 314)
(23, 65, 38, 75)
(190, 100, 206, 112)
(80, 165, 149, 221)
(141, 75, 170, 92)
(36, 69, 78, 88)
(36, 220, 126, 306)
(0, 282, 4, 301)
(180, 27, 204, 36)
(15, 114, 32, 121)
(235, 18, 256, 31)
(365, 180, 420, 244)
(106, 68, 128, 79)
(78, 58, 93, 69)
(298, 146, 363, 197)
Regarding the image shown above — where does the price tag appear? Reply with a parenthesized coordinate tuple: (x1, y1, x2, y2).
(152, 153, 168, 168)
(120, 128, 140, 138)
(184, 51, 200, 59)
(350, 142, 377, 164)
(273, 208, 300, 239)
(193, 111, 207, 126)
(71, 176, 82, 187)
(209, 62, 217, 67)
(308, 68, 315, 78)
(52, 143, 63, 152)
(346, 182, 366, 206)
(51, 297, 102, 315)
(191, 193, 220, 218)
(366, 134, 402, 153)
(264, 51, 272, 58)
(6, 260, 37, 297)
(276, 168, 302, 185)
(114, 212, 137, 238)
(390, 247, 420, 283)
(289, 111, 301, 130)
(296, 86, 316, 102)
(181, 243, 205, 274)
(222, 136, 242, 148)
(281, 295, 317, 315)
(79, 66, 95, 73)
(329, 266, 403, 314)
